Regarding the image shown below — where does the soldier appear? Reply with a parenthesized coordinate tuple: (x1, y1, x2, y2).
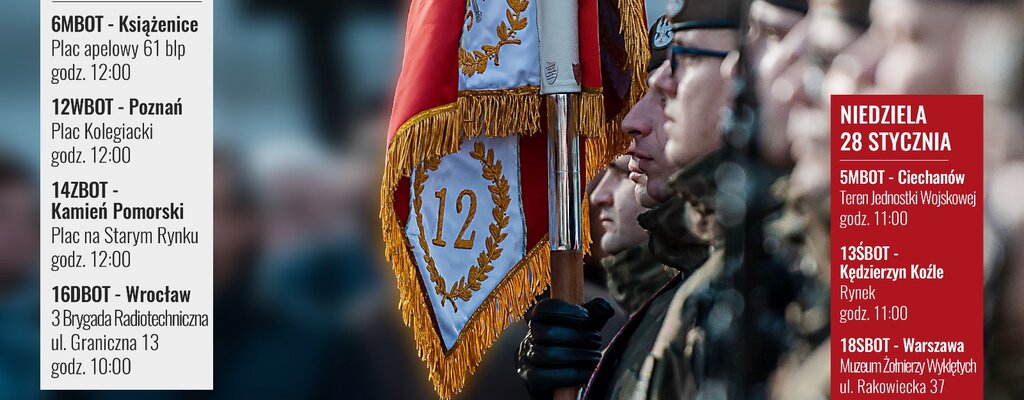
(652, 0, 739, 172)
(739, 0, 812, 301)
(590, 155, 676, 314)
(626, 0, 754, 397)
(844, 3, 1024, 398)
(647, 0, 813, 396)
(626, 15, 683, 211)
(747, 0, 810, 167)
(860, 0, 989, 94)
(769, 0, 874, 269)
(765, 1, 873, 398)
(954, 3, 1024, 398)
(626, 11, 720, 271)
(515, 8, 737, 399)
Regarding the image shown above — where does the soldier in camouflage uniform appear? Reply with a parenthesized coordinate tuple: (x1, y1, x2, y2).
(515, 5, 741, 398)
(591, 155, 677, 315)
(820, 1, 1024, 398)
(746, 0, 810, 168)
(754, 1, 872, 398)
(636, 0, 747, 269)
(952, 2, 1024, 398)
(604, 1, 752, 397)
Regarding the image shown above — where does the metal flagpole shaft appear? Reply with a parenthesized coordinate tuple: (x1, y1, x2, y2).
(547, 93, 585, 400)
(547, 93, 584, 304)
(537, 0, 584, 397)
(537, 0, 583, 300)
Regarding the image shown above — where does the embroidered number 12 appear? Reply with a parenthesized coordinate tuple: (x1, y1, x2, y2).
(432, 188, 478, 250)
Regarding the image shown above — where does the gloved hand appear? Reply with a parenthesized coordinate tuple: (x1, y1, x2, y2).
(516, 298, 615, 399)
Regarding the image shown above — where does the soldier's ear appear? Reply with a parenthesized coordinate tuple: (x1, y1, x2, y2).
(721, 50, 740, 81)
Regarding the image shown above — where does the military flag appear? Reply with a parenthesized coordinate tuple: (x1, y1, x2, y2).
(380, 0, 649, 397)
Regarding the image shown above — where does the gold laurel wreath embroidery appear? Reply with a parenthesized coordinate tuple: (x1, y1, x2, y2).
(458, 0, 529, 77)
(413, 141, 511, 312)
(463, 0, 477, 31)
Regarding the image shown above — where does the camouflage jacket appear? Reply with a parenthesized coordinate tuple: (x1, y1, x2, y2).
(583, 152, 726, 400)
(583, 251, 725, 400)
(768, 177, 830, 400)
(668, 151, 721, 217)
(636, 195, 712, 274)
(602, 245, 678, 314)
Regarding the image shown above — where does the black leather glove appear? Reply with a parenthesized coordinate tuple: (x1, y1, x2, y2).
(516, 298, 615, 399)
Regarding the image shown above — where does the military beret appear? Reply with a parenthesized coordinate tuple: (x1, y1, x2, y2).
(648, 16, 672, 71)
(666, 0, 744, 31)
(811, 0, 870, 28)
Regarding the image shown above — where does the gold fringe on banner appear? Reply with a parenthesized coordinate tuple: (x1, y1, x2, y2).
(458, 86, 541, 138)
(618, 0, 651, 112)
(456, 86, 609, 140)
(386, 232, 552, 400)
(570, 91, 602, 255)
(379, 103, 465, 398)
(577, 89, 608, 138)
(582, 121, 634, 185)
(382, 164, 553, 399)
(381, 85, 606, 399)
(579, 88, 632, 186)
(576, 0, 651, 189)
(381, 104, 462, 194)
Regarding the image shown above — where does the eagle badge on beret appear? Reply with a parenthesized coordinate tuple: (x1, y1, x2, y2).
(651, 16, 672, 50)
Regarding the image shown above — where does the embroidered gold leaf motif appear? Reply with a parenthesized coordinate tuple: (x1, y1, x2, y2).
(459, 0, 529, 77)
(414, 159, 449, 300)
(413, 141, 511, 312)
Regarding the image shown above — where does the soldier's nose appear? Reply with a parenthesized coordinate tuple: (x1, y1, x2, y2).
(590, 180, 614, 207)
(649, 61, 675, 99)
(621, 96, 653, 138)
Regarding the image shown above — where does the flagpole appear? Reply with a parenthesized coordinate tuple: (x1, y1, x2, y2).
(538, 0, 584, 398)
(546, 68, 586, 400)
(546, 93, 584, 304)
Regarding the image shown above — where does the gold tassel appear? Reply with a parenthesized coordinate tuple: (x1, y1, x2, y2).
(578, 89, 607, 138)
(618, 0, 651, 112)
(458, 86, 541, 138)
(581, 122, 633, 188)
(577, 0, 649, 191)
(381, 104, 462, 196)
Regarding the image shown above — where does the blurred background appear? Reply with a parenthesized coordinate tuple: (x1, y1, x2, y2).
(1, 0, 670, 398)
(2, 0, 1024, 399)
